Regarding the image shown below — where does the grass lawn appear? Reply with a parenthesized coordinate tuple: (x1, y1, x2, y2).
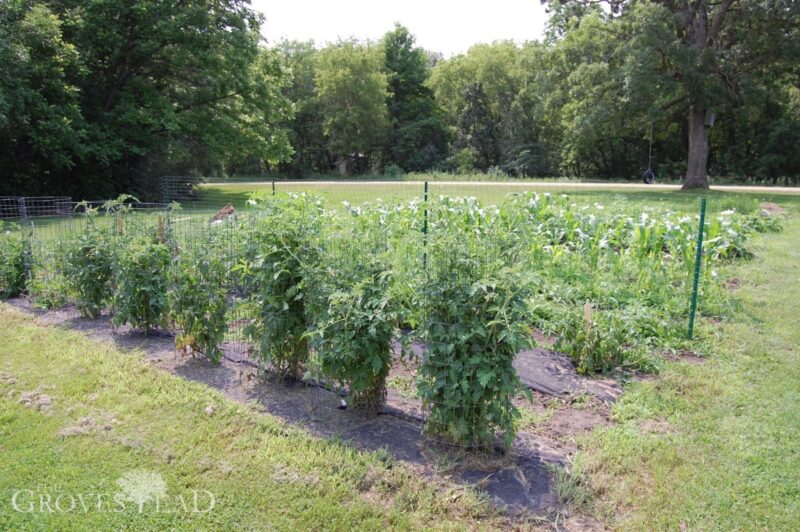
(196, 180, 800, 215)
(577, 210, 800, 528)
(0, 308, 500, 530)
(2, 185, 800, 529)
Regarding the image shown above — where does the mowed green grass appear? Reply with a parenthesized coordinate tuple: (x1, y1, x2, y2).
(197, 181, 800, 215)
(0, 308, 499, 530)
(4, 185, 800, 529)
(576, 211, 800, 529)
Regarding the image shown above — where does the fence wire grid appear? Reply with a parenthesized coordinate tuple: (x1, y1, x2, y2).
(0, 177, 732, 449)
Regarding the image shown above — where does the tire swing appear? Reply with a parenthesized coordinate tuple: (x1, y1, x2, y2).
(642, 123, 656, 184)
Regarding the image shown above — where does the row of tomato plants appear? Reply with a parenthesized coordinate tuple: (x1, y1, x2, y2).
(0, 192, 781, 447)
(0, 196, 532, 448)
(235, 195, 533, 447)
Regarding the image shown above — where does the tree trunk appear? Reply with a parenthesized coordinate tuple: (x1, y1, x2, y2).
(682, 106, 710, 190)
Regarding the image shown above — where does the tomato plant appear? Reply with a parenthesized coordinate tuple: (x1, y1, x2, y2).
(417, 234, 532, 448)
(555, 310, 642, 374)
(26, 271, 70, 309)
(239, 194, 321, 381)
(0, 224, 27, 298)
(169, 241, 228, 364)
(307, 216, 404, 410)
(62, 219, 114, 317)
(112, 234, 171, 333)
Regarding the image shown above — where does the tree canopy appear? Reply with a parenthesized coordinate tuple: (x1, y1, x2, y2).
(543, 0, 800, 188)
(3, 4, 799, 195)
(381, 24, 448, 172)
(314, 39, 390, 172)
(1, 0, 291, 198)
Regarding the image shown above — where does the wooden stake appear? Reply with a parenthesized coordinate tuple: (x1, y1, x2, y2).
(583, 302, 593, 333)
(157, 214, 165, 243)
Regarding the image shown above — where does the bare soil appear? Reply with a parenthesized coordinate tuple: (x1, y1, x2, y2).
(4, 297, 620, 516)
(759, 202, 785, 214)
(515, 392, 612, 457)
(725, 278, 741, 291)
(663, 348, 706, 365)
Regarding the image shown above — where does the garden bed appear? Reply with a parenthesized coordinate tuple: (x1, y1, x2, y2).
(4, 296, 618, 513)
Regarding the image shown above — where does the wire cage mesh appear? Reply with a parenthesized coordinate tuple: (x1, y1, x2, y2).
(0, 196, 73, 220)
(4, 198, 171, 314)
(0, 178, 723, 452)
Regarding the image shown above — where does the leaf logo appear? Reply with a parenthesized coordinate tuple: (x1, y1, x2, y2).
(116, 470, 167, 513)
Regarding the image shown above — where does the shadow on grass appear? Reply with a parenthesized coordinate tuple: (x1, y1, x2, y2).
(5, 298, 559, 514)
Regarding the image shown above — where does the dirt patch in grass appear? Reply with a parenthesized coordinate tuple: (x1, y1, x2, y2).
(558, 514, 608, 531)
(58, 416, 97, 437)
(515, 392, 612, 457)
(271, 463, 321, 486)
(17, 389, 54, 414)
(58, 413, 119, 438)
(663, 349, 706, 365)
(638, 419, 674, 434)
(759, 202, 784, 214)
(725, 278, 741, 291)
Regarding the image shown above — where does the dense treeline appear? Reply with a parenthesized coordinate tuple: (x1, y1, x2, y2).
(278, 3, 800, 187)
(0, 0, 292, 199)
(2, 1, 798, 197)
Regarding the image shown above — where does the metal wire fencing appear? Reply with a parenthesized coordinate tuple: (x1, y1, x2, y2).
(0, 181, 744, 449)
(0, 196, 73, 219)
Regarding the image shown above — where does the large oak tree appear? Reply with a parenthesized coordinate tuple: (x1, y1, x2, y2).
(546, 0, 800, 189)
(1, 0, 291, 198)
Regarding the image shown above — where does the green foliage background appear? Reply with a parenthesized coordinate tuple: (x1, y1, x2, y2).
(3, 2, 798, 197)
(0, 0, 292, 198)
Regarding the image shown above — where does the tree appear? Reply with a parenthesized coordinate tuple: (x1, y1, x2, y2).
(746, 86, 800, 183)
(455, 83, 501, 171)
(1, 0, 292, 198)
(66, 0, 292, 196)
(0, 2, 86, 195)
(315, 39, 390, 174)
(276, 40, 330, 176)
(545, 0, 800, 189)
(429, 41, 556, 175)
(502, 42, 559, 176)
(380, 24, 447, 171)
(541, 9, 682, 178)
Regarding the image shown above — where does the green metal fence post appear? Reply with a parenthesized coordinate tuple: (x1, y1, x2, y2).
(272, 180, 276, 196)
(422, 181, 429, 270)
(688, 197, 707, 339)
